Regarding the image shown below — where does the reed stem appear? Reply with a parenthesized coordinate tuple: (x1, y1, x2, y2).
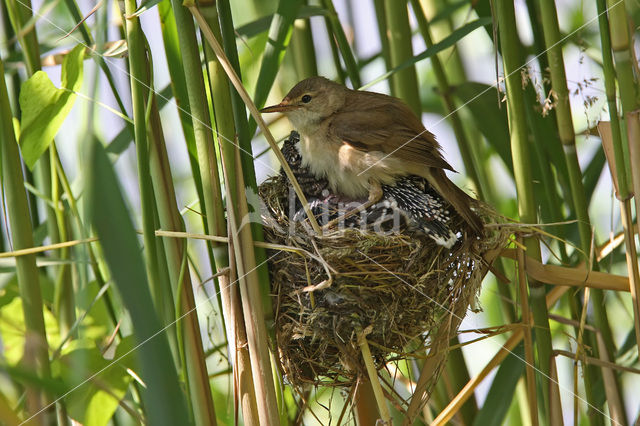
(0, 57, 52, 422)
(383, 0, 421, 115)
(496, 1, 556, 422)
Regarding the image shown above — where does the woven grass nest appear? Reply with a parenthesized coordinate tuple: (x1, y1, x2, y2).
(259, 134, 512, 390)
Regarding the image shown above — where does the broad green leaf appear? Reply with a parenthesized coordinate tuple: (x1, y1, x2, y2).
(473, 343, 525, 426)
(86, 139, 189, 425)
(453, 82, 514, 174)
(0, 297, 60, 365)
(18, 44, 84, 169)
(53, 344, 131, 426)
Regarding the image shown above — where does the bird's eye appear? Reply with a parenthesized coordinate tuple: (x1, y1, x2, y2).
(301, 94, 312, 103)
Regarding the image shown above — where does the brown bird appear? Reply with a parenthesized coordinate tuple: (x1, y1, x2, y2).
(261, 76, 483, 234)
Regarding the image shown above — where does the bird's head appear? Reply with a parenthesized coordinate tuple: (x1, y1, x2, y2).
(260, 77, 346, 133)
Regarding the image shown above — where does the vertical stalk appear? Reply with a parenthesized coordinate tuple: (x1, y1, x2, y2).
(496, 1, 555, 422)
(5, 0, 59, 249)
(0, 58, 52, 422)
(159, 0, 239, 423)
(0, 0, 35, 237)
(157, 0, 206, 213)
(157, 0, 224, 327)
(538, 0, 590, 249)
(289, 16, 318, 80)
(604, 0, 640, 358)
(383, 0, 421, 115)
(223, 146, 281, 425)
(357, 330, 390, 423)
(122, 0, 165, 333)
(51, 148, 75, 337)
(199, 1, 261, 422)
(517, 241, 539, 426)
(216, 0, 274, 321)
(323, 15, 347, 84)
(124, 0, 218, 422)
(353, 379, 380, 426)
(5, 0, 63, 339)
(148, 96, 218, 424)
(372, 0, 392, 72)
(538, 1, 621, 422)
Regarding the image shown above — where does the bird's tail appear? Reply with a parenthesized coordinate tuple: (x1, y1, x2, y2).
(426, 169, 484, 236)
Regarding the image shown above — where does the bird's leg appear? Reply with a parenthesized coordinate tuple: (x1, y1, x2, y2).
(323, 180, 383, 230)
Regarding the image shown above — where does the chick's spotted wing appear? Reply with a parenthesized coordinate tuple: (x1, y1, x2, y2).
(329, 95, 454, 171)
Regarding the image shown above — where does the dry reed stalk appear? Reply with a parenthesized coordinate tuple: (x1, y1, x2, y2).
(222, 146, 281, 425)
(501, 249, 630, 292)
(599, 120, 640, 356)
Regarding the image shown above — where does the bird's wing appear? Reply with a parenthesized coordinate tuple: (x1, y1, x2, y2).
(329, 94, 454, 171)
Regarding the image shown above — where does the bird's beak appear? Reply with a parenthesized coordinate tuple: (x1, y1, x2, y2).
(260, 99, 298, 113)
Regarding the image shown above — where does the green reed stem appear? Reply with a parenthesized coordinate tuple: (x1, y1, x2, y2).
(539, 1, 622, 422)
(0, 58, 52, 419)
(604, 0, 640, 364)
(384, 0, 421, 115)
(496, 1, 555, 422)
(290, 16, 318, 80)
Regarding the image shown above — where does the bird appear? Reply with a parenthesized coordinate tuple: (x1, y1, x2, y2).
(279, 131, 460, 248)
(261, 77, 482, 236)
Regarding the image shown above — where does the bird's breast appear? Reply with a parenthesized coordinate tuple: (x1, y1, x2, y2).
(298, 133, 407, 199)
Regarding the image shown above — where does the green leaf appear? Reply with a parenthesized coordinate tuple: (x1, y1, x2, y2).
(18, 44, 84, 169)
(360, 18, 491, 90)
(53, 344, 132, 426)
(0, 296, 61, 365)
(453, 82, 514, 174)
(473, 343, 525, 426)
(86, 139, 190, 425)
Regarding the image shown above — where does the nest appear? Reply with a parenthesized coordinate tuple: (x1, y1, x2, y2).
(259, 147, 512, 390)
